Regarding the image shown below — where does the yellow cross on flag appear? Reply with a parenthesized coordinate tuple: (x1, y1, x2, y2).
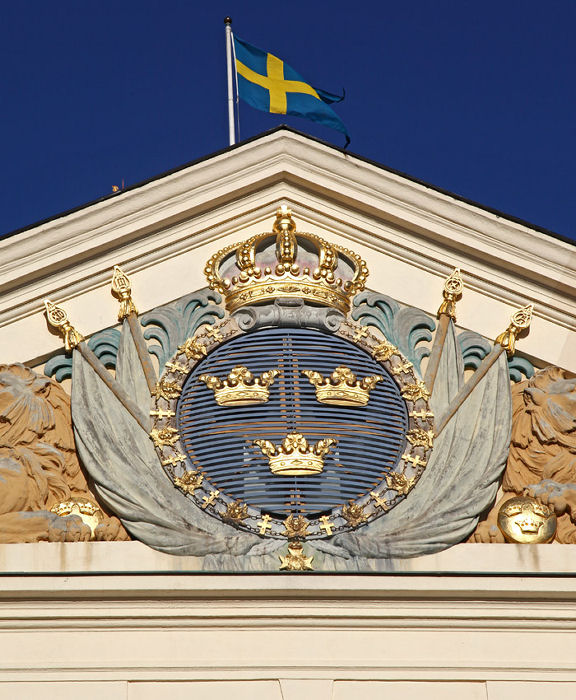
(233, 34, 349, 144)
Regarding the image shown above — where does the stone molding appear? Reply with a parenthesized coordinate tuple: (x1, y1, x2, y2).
(1, 543, 576, 684)
(1, 130, 576, 369)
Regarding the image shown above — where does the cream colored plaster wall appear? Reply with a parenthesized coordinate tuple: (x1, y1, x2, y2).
(1, 202, 570, 370)
(1, 539, 575, 573)
(4, 681, 576, 700)
(1, 542, 576, 696)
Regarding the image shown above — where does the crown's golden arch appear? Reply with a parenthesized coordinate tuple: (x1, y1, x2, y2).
(254, 433, 338, 476)
(302, 366, 384, 407)
(198, 366, 279, 406)
(204, 207, 369, 313)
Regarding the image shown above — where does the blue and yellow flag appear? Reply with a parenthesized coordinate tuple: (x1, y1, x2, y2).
(233, 35, 350, 146)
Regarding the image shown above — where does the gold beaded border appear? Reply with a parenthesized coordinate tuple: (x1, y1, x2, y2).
(149, 317, 434, 541)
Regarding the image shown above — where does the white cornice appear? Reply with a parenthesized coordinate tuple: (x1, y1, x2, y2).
(2, 544, 576, 683)
(1, 129, 575, 366)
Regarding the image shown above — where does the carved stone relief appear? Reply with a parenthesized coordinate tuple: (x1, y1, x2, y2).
(472, 367, 576, 543)
(0, 208, 561, 564)
(0, 364, 129, 542)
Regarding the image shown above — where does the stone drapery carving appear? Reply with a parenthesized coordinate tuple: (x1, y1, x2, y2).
(3, 285, 543, 558)
(71, 324, 260, 556)
(0, 364, 128, 542)
(472, 367, 576, 543)
(328, 318, 511, 561)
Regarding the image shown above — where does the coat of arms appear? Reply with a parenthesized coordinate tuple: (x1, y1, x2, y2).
(23, 207, 534, 569)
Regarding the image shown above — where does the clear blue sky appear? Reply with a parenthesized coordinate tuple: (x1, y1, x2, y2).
(2, 1, 576, 239)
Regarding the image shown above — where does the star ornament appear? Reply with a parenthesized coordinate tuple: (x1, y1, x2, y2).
(279, 542, 314, 571)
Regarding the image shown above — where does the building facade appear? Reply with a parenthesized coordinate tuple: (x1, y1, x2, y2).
(1, 128, 576, 698)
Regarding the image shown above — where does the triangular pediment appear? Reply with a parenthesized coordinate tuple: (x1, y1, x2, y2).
(1, 127, 575, 371)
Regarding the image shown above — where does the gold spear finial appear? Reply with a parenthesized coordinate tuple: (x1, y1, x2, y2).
(495, 304, 533, 356)
(437, 268, 463, 320)
(111, 266, 138, 321)
(44, 300, 84, 351)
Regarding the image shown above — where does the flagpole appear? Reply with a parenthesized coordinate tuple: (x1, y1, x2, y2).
(224, 17, 236, 145)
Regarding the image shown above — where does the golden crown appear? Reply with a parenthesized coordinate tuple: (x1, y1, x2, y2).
(204, 206, 369, 313)
(302, 366, 383, 406)
(199, 366, 279, 406)
(50, 498, 104, 537)
(515, 517, 542, 535)
(254, 433, 337, 476)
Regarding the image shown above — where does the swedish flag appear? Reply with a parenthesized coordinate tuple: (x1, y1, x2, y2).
(233, 35, 350, 145)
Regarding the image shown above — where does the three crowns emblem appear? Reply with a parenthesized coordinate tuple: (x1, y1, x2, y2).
(198, 364, 382, 475)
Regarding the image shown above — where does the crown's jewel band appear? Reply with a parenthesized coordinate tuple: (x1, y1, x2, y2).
(204, 207, 369, 313)
(302, 366, 383, 406)
(254, 433, 337, 476)
(199, 366, 279, 406)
